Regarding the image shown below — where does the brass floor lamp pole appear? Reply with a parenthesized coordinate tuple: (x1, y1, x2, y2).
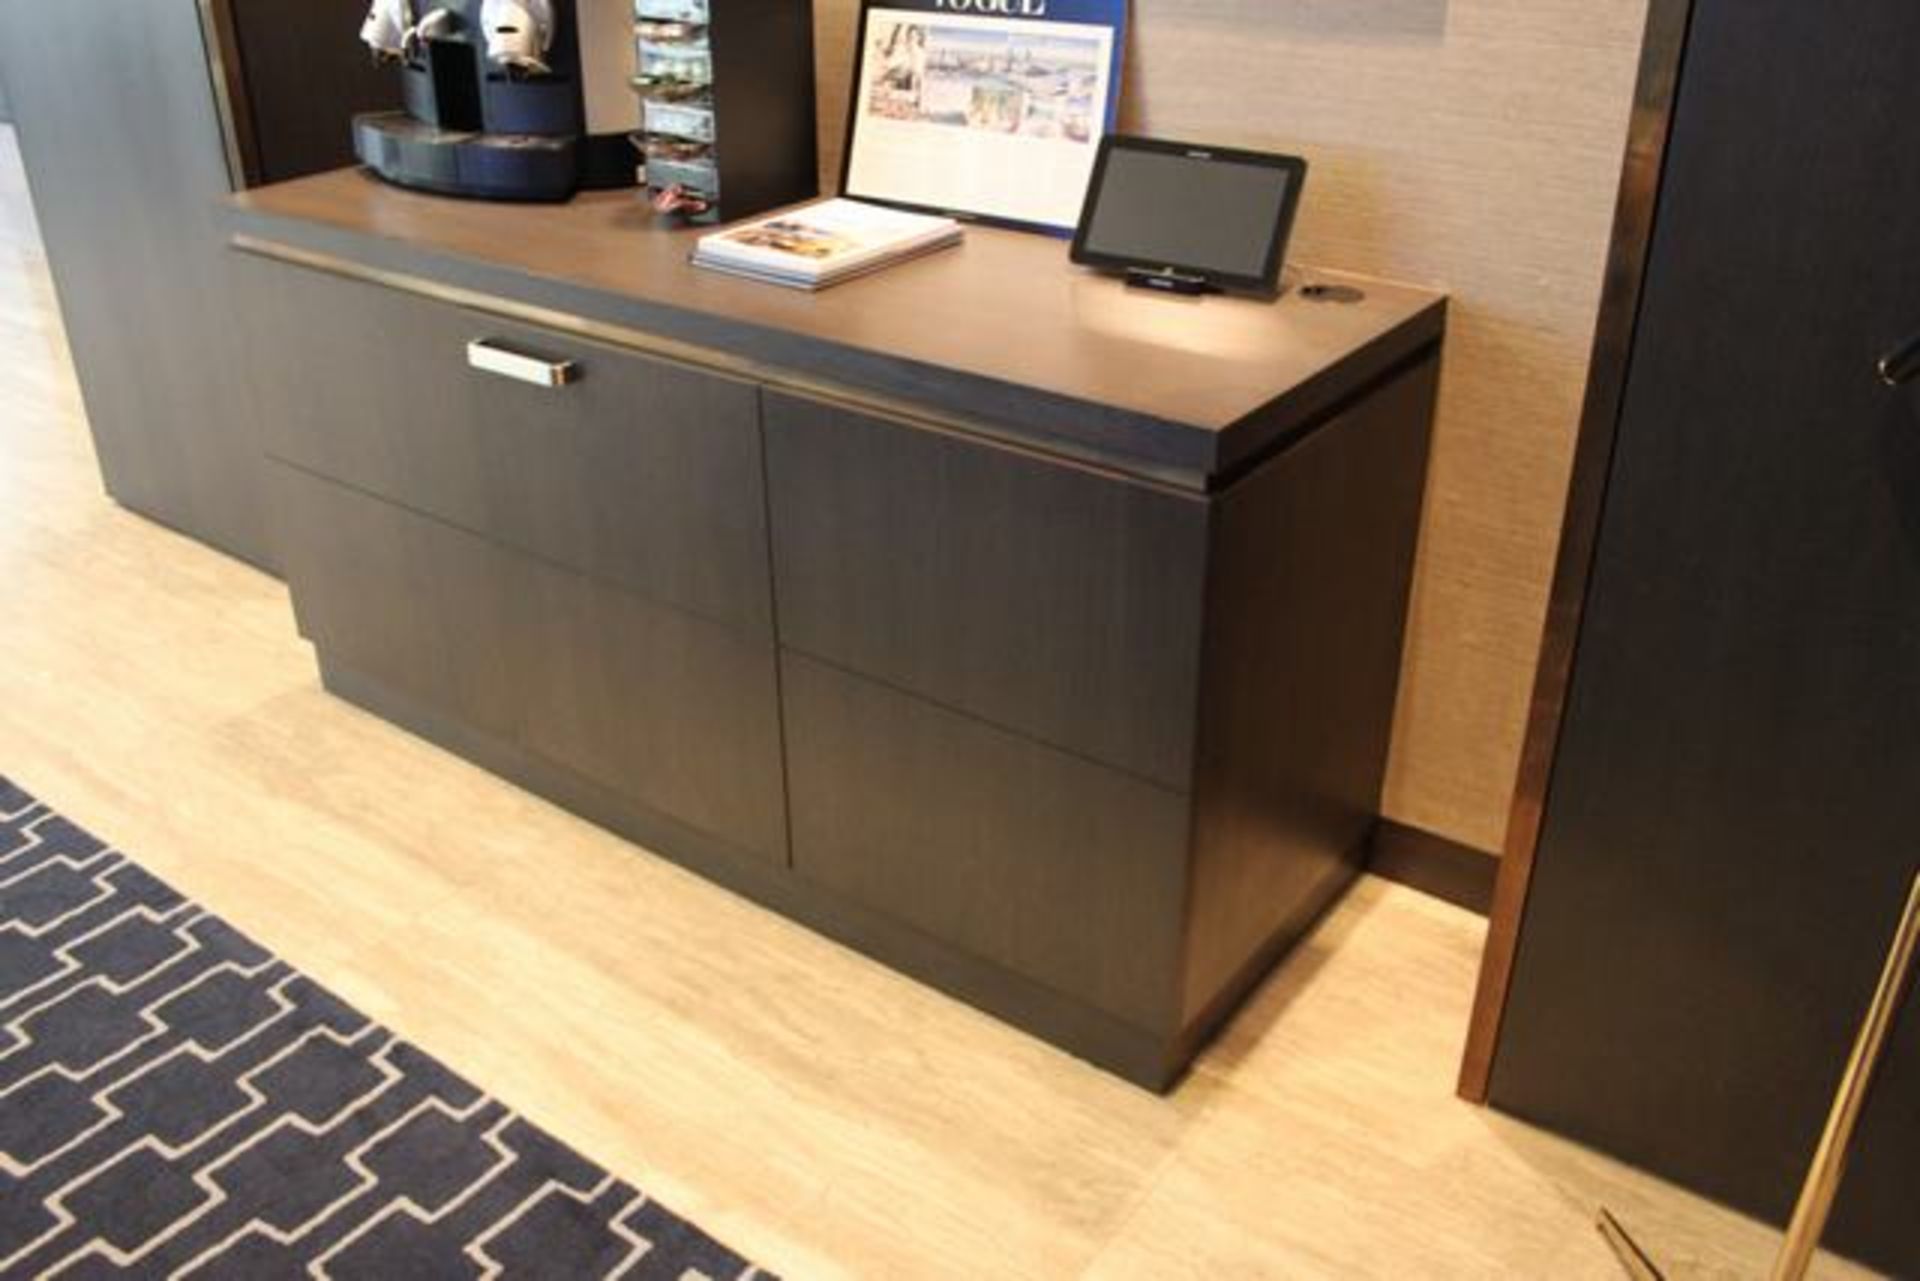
(1599, 871, 1920, 1281)
(1768, 870, 1920, 1279)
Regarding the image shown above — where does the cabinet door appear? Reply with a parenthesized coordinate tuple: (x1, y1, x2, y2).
(784, 656, 1190, 1031)
(274, 467, 788, 865)
(273, 469, 525, 744)
(765, 392, 1209, 790)
(515, 566, 788, 864)
(241, 259, 772, 635)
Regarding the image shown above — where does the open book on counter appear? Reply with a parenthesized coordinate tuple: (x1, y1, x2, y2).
(691, 199, 964, 291)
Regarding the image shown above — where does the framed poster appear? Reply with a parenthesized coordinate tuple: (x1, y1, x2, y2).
(840, 0, 1129, 235)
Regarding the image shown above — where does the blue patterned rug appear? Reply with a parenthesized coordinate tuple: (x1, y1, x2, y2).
(0, 776, 771, 1279)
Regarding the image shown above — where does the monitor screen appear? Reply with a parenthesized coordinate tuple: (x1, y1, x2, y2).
(1075, 143, 1303, 288)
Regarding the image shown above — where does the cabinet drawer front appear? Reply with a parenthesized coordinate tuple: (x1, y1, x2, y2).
(272, 468, 526, 742)
(274, 468, 788, 864)
(241, 258, 771, 635)
(784, 655, 1189, 1031)
(765, 392, 1209, 789)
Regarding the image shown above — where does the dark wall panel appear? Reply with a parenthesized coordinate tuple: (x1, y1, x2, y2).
(226, 0, 398, 185)
(0, 0, 275, 566)
(0, 0, 401, 573)
(1488, 3, 1920, 1274)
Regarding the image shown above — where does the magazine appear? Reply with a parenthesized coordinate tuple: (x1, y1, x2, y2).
(691, 198, 963, 291)
(841, 0, 1128, 233)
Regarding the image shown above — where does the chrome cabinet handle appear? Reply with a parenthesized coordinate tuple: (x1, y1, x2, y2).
(467, 339, 579, 388)
(1879, 330, 1920, 387)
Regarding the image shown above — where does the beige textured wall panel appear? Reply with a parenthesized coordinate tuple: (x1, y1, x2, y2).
(809, 0, 1649, 853)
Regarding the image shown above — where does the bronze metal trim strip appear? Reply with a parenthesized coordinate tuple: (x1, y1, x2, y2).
(195, 0, 261, 190)
(1458, 0, 1698, 1102)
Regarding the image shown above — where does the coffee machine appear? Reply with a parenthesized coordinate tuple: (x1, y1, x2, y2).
(353, 0, 635, 200)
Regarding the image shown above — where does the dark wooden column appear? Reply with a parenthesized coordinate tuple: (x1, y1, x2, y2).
(1470, 3, 1920, 1273)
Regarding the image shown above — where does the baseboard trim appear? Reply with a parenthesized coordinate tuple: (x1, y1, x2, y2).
(1367, 821, 1498, 916)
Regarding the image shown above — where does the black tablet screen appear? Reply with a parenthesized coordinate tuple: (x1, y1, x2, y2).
(1080, 148, 1295, 280)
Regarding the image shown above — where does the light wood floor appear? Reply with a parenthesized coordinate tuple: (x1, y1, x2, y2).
(0, 127, 1877, 1280)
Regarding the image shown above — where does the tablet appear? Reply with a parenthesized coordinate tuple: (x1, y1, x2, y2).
(1070, 136, 1308, 295)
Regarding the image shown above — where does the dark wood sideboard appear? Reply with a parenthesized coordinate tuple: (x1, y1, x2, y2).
(224, 171, 1445, 1088)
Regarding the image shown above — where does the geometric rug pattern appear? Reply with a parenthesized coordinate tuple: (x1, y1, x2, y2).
(0, 776, 771, 1279)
